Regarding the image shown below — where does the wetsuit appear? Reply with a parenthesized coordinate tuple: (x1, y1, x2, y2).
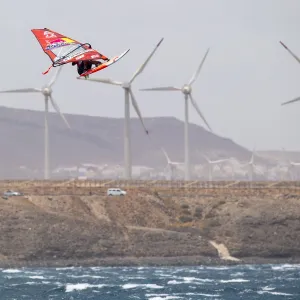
(77, 61, 93, 75)
(73, 60, 101, 75)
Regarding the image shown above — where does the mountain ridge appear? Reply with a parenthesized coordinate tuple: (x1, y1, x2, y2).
(0, 105, 251, 178)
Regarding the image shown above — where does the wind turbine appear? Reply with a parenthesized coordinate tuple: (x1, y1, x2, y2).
(140, 48, 213, 181)
(77, 38, 164, 180)
(280, 41, 300, 106)
(242, 148, 264, 181)
(161, 147, 184, 180)
(282, 147, 300, 180)
(288, 160, 300, 180)
(0, 66, 70, 180)
(201, 153, 229, 181)
(246, 151, 255, 181)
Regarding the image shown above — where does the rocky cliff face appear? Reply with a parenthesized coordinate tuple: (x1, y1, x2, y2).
(0, 189, 299, 267)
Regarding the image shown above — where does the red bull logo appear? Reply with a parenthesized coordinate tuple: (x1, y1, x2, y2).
(46, 37, 75, 50)
(52, 38, 74, 44)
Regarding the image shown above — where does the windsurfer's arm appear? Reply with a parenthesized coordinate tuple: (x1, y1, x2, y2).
(99, 54, 110, 61)
(89, 60, 100, 64)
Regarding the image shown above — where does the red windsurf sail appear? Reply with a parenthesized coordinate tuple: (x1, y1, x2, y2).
(31, 28, 109, 74)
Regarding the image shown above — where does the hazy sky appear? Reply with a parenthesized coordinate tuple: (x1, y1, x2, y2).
(1, 0, 300, 151)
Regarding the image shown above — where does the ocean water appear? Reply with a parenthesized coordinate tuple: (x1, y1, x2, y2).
(0, 264, 299, 299)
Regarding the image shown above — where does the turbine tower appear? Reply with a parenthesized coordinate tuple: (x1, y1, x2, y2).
(140, 48, 212, 181)
(280, 41, 300, 106)
(0, 67, 70, 180)
(77, 38, 164, 180)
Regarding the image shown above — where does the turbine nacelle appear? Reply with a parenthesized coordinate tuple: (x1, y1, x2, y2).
(122, 82, 131, 89)
(42, 87, 52, 96)
(182, 85, 191, 95)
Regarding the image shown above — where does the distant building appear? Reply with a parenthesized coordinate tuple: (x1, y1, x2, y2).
(78, 167, 87, 180)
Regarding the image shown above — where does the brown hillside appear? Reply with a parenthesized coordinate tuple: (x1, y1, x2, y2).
(0, 184, 299, 267)
(0, 106, 251, 178)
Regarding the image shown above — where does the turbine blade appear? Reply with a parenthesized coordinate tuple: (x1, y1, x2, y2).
(128, 89, 149, 135)
(249, 154, 254, 164)
(161, 147, 171, 162)
(212, 159, 229, 164)
(200, 153, 210, 163)
(253, 164, 264, 174)
(172, 162, 184, 165)
(76, 77, 123, 86)
(282, 96, 300, 106)
(188, 48, 210, 85)
(280, 41, 300, 64)
(282, 147, 292, 165)
(49, 95, 71, 129)
(250, 147, 256, 163)
(140, 86, 181, 91)
(129, 38, 164, 84)
(0, 88, 41, 93)
(48, 66, 63, 87)
(189, 94, 212, 132)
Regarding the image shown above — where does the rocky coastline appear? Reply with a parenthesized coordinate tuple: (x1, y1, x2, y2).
(0, 185, 299, 267)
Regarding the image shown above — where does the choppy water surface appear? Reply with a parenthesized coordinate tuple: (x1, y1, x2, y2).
(0, 264, 299, 299)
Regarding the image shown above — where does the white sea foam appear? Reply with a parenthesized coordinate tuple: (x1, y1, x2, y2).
(70, 274, 106, 279)
(65, 283, 106, 292)
(205, 266, 229, 270)
(29, 276, 45, 280)
(148, 297, 181, 300)
(220, 279, 249, 283)
(24, 281, 37, 285)
(230, 272, 244, 277)
(271, 264, 300, 271)
(258, 291, 294, 296)
(55, 267, 75, 271)
(167, 276, 214, 285)
(183, 277, 213, 283)
(262, 286, 275, 291)
(147, 293, 220, 298)
(122, 283, 163, 289)
(122, 276, 146, 280)
(2, 269, 22, 273)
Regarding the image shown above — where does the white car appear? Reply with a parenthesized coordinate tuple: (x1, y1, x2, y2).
(107, 188, 126, 196)
(3, 190, 22, 197)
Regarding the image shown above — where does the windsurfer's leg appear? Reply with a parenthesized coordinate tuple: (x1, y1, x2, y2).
(77, 62, 85, 75)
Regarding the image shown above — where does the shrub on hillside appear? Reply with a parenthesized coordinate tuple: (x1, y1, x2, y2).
(180, 203, 189, 209)
(194, 206, 202, 218)
(179, 215, 193, 223)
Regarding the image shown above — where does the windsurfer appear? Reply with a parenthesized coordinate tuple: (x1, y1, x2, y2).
(72, 44, 109, 76)
(72, 60, 102, 76)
